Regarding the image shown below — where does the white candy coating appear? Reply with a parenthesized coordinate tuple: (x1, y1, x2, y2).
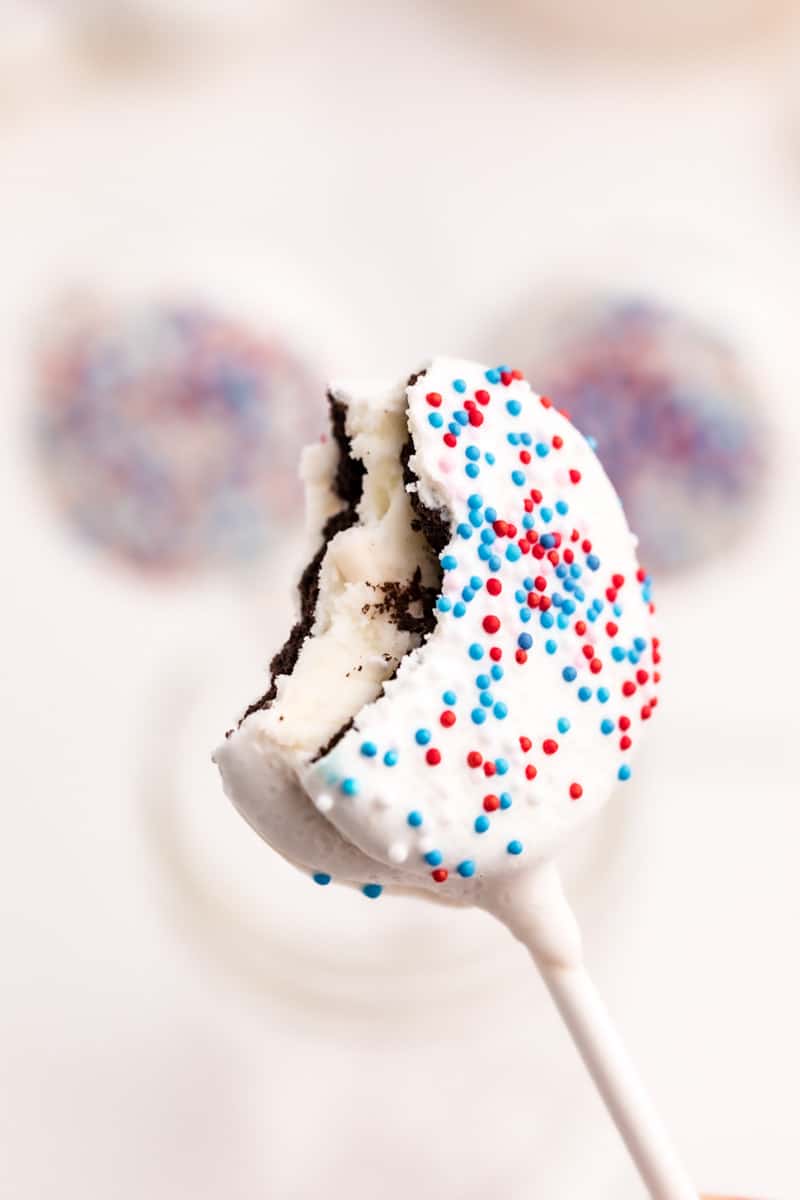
(215, 357, 659, 902)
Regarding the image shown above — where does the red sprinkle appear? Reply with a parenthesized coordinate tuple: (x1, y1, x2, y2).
(432, 868, 448, 883)
(426, 748, 441, 766)
(622, 681, 637, 697)
(525, 764, 538, 780)
(575, 620, 587, 636)
(516, 649, 528, 664)
(520, 450, 532, 465)
(620, 735, 632, 750)
(619, 715, 631, 731)
(636, 669, 650, 685)
(540, 395, 553, 409)
(590, 658, 603, 674)
(475, 389, 490, 405)
(543, 738, 558, 755)
(519, 736, 532, 752)
(483, 615, 501, 634)
(468, 410, 484, 427)
(489, 647, 503, 662)
(425, 392, 442, 407)
(483, 762, 496, 777)
(569, 469, 582, 484)
(612, 573, 625, 589)
(483, 794, 500, 812)
(444, 433, 457, 448)
(552, 435, 563, 449)
(486, 578, 502, 596)
(440, 710, 456, 728)
(582, 644, 595, 660)
(467, 751, 483, 768)
(606, 621, 618, 637)
(569, 783, 583, 800)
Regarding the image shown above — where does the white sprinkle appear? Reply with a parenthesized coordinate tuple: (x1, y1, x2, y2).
(388, 842, 408, 864)
(314, 793, 334, 813)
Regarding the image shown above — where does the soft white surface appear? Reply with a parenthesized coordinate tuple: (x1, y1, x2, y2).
(1, 7, 800, 1198)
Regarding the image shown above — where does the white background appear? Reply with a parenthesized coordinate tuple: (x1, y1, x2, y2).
(1, 3, 799, 1197)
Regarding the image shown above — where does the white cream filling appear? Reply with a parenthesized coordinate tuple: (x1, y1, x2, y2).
(261, 378, 439, 755)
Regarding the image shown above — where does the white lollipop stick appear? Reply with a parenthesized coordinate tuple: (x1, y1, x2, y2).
(483, 864, 696, 1200)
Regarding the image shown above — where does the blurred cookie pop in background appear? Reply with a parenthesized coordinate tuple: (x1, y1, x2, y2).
(34, 298, 322, 575)
(501, 294, 767, 573)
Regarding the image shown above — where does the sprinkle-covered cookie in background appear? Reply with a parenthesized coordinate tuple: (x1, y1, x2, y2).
(504, 295, 766, 573)
(33, 299, 322, 574)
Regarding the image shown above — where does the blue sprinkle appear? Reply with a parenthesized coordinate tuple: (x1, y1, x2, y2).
(383, 750, 398, 767)
(557, 717, 571, 733)
(453, 603, 467, 618)
(555, 500, 569, 515)
(481, 528, 496, 545)
(491, 664, 504, 681)
(507, 840, 523, 856)
(507, 432, 520, 446)
(515, 589, 527, 604)
(563, 599, 576, 614)
(540, 611, 554, 629)
(555, 564, 568, 579)
(587, 554, 600, 571)
(562, 666, 577, 682)
(551, 593, 563, 607)
(540, 533, 556, 549)
(454, 410, 469, 426)
(469, 643, 484, 660)
(407, 811, 423, 827)
(480, 692, 493, 708)
(468, 493, 483, 509)
(574, 588, 586, 602)
(557, 613, 569, 630)
(465, 463, 480, 478)
(448, 423, 460, 437)
(506, 545, 521, 562)
(592, 599, 603, 614)
(428, 412, 443, 429)
(457, 523, 473, 540)
(424, 849, 443, 866)
(587, 611, 597, 624)
(511, 469, 526, 486)
(563, 579, 575, 594)
(613, 603, 623, 617)
(545, 639, 557, 655)
(415, 728, 432, 746)
(601, 719, 615, 735)
(437, 596, 452, 613)
(500, 792, 512, 809)
(476, 674, 491, 689)
(587, 435, 598, 450)
(535, 443, 550, 458)
(443, 690, 457, 706)
(470, 575, 482, 590)
(495, 758, 509, 775)
(486, 452, 496, 465)
(471, 708, 487, 725)
(441, 554, 457, 570)
(361, 741, 377, 758)
(466, 445, 480, 461)
(474, 815, 490, 834)
(518, 633, 533, 650)
(519, 607, 532, 623)
(485, 368, 500, 383)
(523, 577, 535, 590)
(484, 507, 497, 523)
(507, 399, 522, 416)
(478, 545, 491, 562)
(577, 686, 592, 702)
(540, 506, 553, 522)
(457, 860, 476, 877)
(612, 646, 626, 662)
(628, 650, 640, 664)
(461, 584, 474, 598)
(570, 563, 582, 578)
(489, 555, 502, 571)
(341, 778, 359, 796)
(634, 636, 648, 652)
(313, 872, 331, 886)
(363, 884, 383, 899)
(618, 764, 632, 782)
(597, 687, 610, 703)
(453, 378, 467, 393)
(522, 514, 535, 530)
(520, 432, 533, 446)
(494, 702, 508, 720)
